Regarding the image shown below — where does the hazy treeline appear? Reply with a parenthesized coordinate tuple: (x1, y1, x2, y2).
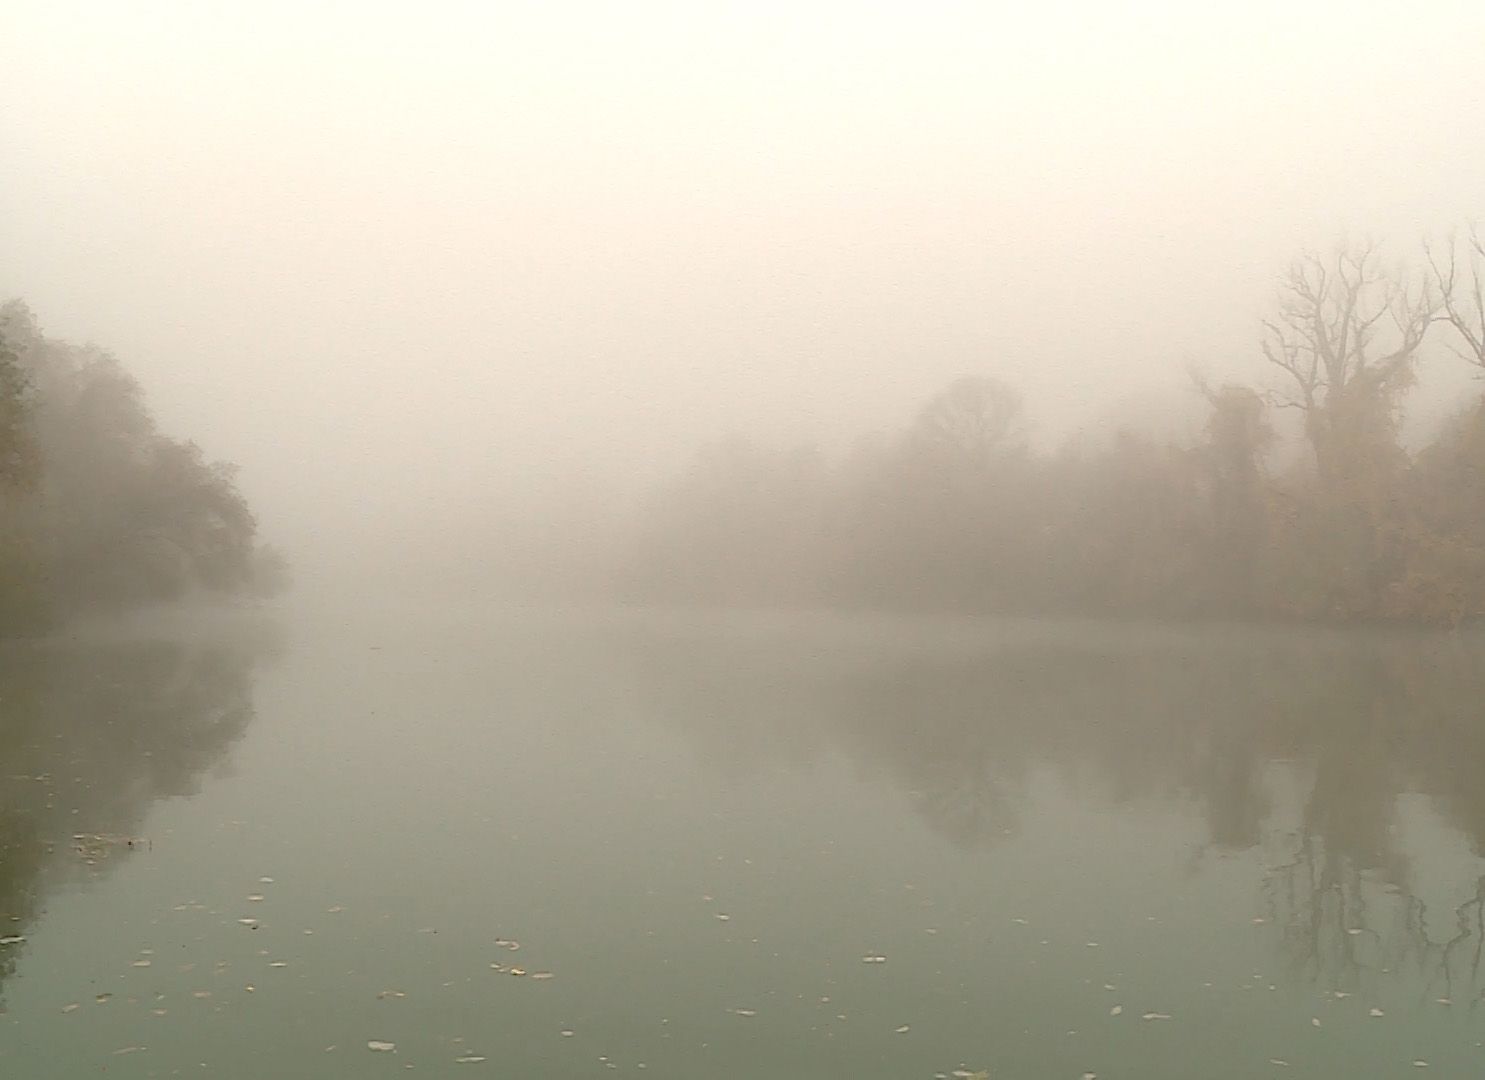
(0, 302, 285, 634)
(624, 240, 1485, 624)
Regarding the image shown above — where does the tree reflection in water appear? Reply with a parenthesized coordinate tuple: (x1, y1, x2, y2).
(0, 614, 279, 1007)
(624, 616, 1485, 1001)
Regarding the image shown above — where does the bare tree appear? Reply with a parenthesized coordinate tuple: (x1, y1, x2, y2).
(1260, 245, 1434, 482)
(908, 374, 1023, 468)
(1425, 229, 1485, 372)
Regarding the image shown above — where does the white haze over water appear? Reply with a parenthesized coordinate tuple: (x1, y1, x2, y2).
(4, 0, 1485, 584)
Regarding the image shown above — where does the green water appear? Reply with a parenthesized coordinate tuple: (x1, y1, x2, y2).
(3, 603, 1485, 1078)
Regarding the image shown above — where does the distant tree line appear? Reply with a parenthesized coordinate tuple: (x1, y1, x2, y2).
(0, 302, 286, 634)
(622, 238, 1485, 624)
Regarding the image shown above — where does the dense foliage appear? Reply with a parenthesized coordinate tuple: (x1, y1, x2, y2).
(0, 302, 286, 634)
(625, 241, 1485, 625)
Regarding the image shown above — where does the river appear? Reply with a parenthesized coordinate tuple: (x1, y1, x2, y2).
(2, 602, 1484, 1077)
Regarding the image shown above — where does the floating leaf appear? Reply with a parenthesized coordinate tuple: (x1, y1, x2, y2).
(456, 1056, 487, 1064)
(731, 1008, 757, 1017)
(1369, 1008, 1385, 1017)
(530, 972, 554, 981)
(0, 936, 23, 945)
(112, 1046, 146, 1056)
(894, 1024, 910, 1033)
(1311, 1017, 1321, 1028)
(1141, 1012, 1171, 1021)
(367, 1040, 396, 1052)
(62, 1003, 80, 1014)
(1109, 1005, 1123, 1016)
(132, 959, 152, 968)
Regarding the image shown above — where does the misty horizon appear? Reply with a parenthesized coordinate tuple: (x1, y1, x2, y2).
(8, 3, 1485, 588)
(13, 6, 1485, 1078)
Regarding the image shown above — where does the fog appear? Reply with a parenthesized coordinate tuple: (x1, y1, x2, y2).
(5, 1, 1485, 604)
(16, 14, 1485, 1072)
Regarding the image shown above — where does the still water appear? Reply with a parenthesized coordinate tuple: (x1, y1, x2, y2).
(3, 602, 1485, 1078)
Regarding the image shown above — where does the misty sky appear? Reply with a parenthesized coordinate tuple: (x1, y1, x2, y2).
(5, 1, 1485, 570)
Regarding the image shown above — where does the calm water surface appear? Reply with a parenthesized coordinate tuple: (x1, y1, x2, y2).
(4, 602, 1485, 1078)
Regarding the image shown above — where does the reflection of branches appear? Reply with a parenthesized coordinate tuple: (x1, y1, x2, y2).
(906, 758, 1018, 849)
(626, 619, 1485, 977)
(1267, 830, 1381, 989)
(1264, 829, 1485, 1006)
(0, 623, 274, 1006)
(1432, 875, 1485, 1007)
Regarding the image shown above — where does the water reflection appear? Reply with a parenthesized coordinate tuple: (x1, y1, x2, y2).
(0, 614, 279, 1006)
(624, 618, 1485, 1001)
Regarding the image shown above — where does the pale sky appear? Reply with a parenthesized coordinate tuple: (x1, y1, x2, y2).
(5, 1, 1485, 570)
